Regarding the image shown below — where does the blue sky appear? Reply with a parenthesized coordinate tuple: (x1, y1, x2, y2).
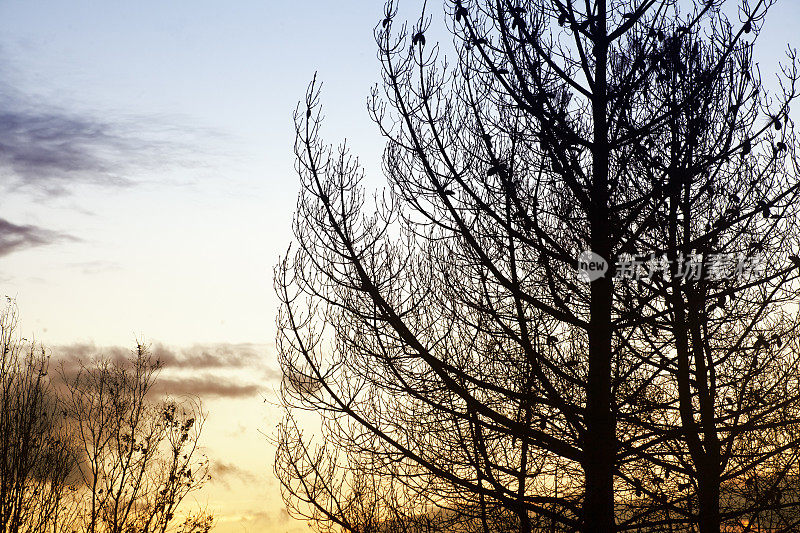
(0, 1, 390, 530)
(0, 0, 391, 347)
(1, 0, 799, 531)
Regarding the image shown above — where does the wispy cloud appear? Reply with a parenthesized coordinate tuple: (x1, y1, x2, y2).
(51, 343, 134, 370)
(50, 342, 275, 399)
(153, 375, 262, 399)
(0, 80, 198, 197)
(0, 75, 212, 258)
(0, 217, 77, 257)
(211, 460, 259, 487)
(216, 508, 295, 530)
(0, 108, 134, 196)
(152, 343, 267, 371)
(66, 260, 121, 275)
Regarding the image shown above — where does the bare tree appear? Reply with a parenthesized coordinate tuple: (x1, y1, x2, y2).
(632, 18, 800, 532)
(0, 301, 75, 533)
(0, 301, 215, 533)
(275, 0, 800, 532)
(60, 344, 213, 533)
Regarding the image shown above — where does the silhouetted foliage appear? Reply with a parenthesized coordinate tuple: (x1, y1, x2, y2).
(276, 0, 800, 532)
(0, 302, 74, 533)
(59, 345, 214, 533)
(0, 301, 214, 533)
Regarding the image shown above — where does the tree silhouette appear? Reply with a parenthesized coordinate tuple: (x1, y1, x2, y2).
(60, 345, 213, 533)
(0, 301, 214, 533)
(604, 18, 800, 532)
(0, 302, 75, 533)
(639, 22, 800, 533)
(276, 0, 800, 532)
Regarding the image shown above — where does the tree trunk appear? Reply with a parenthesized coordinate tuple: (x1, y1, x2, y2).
(698, 465, 721, 533)
(583, 2, 616, 531)
(583, 273, 615, 533)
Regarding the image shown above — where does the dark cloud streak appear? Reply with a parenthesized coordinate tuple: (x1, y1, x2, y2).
(0, 80, 195, 197)
(0, 76, 209, 258)
(212, 460, 258, 486)
(0, 109, 135, 196)
(50, 342, 275, 399)
(152, 343, 265, 370)
(0, 217, 77, 257)
(153, 376, 261, 399)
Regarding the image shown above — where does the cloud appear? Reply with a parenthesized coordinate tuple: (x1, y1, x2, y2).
(153, 375, 261, 399)
(217, 508, 295, 530)
(0, 108, 134, 195)
(66, 260, 121, 275)
(0, 75, 214, 258)
(151, 343, 267, 371)
(211, 460, 259, 487)
(50, 342, 273, 399)
(0, 217, 77, 257)
(51, 342, 271, 371)
(0, 81, 199, 198)
(51, 343, 133, 371)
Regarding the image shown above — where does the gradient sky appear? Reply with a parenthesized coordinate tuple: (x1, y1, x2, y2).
(0, 1, 798, 532)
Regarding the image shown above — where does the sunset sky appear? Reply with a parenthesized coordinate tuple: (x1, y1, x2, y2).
(1, 1, 799, 531)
